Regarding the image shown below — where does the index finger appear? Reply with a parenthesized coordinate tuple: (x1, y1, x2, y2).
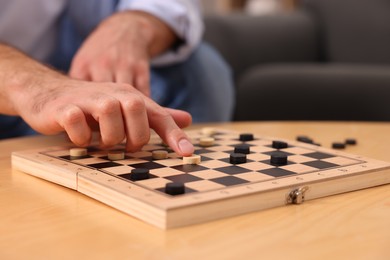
(146, 102, 194, 156)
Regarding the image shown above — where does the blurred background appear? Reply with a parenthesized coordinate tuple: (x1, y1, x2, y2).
(201, 0, 298, 15)
(199, 0, 390, 122)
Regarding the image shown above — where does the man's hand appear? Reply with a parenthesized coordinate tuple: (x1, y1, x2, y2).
(0, 44, 193, 156)
(69, 11, 177, 96)
(17, 80, 193, 155)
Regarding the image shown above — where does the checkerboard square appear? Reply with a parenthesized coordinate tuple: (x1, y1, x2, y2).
(288, 155, 318, 164)
(247, 153, 271, 162)
(184, 180, 226, 191)
(103, 165, 134, 175)
(259, 168, 296, 177)
(236, 172, 273, 182)
(171, 164, 208, 173)
(322, 156, 361, 165)
(303, 152, 335, 159)
(87, 161, 122, 169)
(149, 167, 184, 177)
(194, 148, 215, 155)
(136, 177, 171, 189)
(200, 159, 231, 169)
(164, 173, 202, 183)
(210, 176, 249, 186)
(129, 161, 166, 170)
(152, 158, 183, 167)
(189, 169, 229, 179)
(239, 161, 272, 171)
(280, 164, 318, 174)
(249, 146, 275, 153)
(283, 147, 314, 155)
(121, 158, 149, 165)
(303, 160, 339, 169)
(201, 152, 230, 160)
(214, 166, 250, 175)
(69, 157, 107, 165)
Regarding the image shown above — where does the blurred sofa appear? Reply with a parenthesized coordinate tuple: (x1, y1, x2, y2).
(203, 0, 390, 121)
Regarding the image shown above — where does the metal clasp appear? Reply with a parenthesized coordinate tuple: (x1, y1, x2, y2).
(286, 186, 309, 205)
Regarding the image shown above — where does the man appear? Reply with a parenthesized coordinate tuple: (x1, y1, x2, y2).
(0, 0, 234, 156)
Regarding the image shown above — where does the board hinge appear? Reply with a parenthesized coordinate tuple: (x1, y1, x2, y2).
(286, 186, 309, 205)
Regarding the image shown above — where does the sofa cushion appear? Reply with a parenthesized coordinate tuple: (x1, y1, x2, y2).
(235, 64, 390, 121)
(303, 0, 390, 64)
(203, 12, 319, 80)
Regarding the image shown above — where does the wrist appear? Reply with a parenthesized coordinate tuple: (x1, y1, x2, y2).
(1, 47, 66, 115)
(112, 11, 177, 58)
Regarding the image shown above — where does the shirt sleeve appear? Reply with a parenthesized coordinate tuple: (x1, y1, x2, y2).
(117, 0, 204, 66)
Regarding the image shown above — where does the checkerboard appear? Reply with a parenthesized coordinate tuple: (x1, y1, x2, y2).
(12, 129, 390, 229)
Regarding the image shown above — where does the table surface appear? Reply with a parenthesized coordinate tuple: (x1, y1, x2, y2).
(1, 121, 389, 259)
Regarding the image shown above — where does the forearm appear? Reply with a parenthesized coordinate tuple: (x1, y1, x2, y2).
(98, 10, 177, 59)
(117, 0, 204, 65)
(0, 43, 65, 115)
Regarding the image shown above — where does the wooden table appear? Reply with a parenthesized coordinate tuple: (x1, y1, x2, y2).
(1, 122, 389, 259)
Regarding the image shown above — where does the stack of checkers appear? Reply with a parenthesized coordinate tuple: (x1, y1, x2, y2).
(332, 138, 357, 149)
(296, 135, 357, 149)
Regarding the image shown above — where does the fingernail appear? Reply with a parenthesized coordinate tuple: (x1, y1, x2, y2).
(178, 139, 194, 155)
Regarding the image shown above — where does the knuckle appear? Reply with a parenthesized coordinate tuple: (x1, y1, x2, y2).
(122, 95, 145, 112)
(98, 54, 115, 69)
(118, 58, 134, 70)
(61, 106, 84, 126)
(137, 60, 149, 72)
(150, 107, 171, 121)
(97, 98, 120, 116)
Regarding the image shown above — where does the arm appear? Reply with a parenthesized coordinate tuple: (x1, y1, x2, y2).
(69, 0, 203, 96)
(0, 43, 194, 155)
(117, 0, 204, 65)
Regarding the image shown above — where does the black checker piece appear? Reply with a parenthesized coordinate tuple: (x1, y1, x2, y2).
(303, 161, 339, 169)
(220, 157, 253, 164)
(164, 174, 202, 183)
(259, 168, 296, 178)
(87, 161, 122, 169)
(263, 151, 294, 157)
(171, 164, 208, 173)
(130, 162, 166, 170)
(210, 176, 249, 186)
(119, 173, 158, 181)
(156, 186, 197, 195)
(260, 159, 295, 166)
(302, 152, 335, 160)
(228, 143, 255, 147)
(61, 155, 93, 160)
(214, 166, 250, 175)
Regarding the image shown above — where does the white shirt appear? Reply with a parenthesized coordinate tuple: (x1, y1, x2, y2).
(0, 0, 203, 65)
